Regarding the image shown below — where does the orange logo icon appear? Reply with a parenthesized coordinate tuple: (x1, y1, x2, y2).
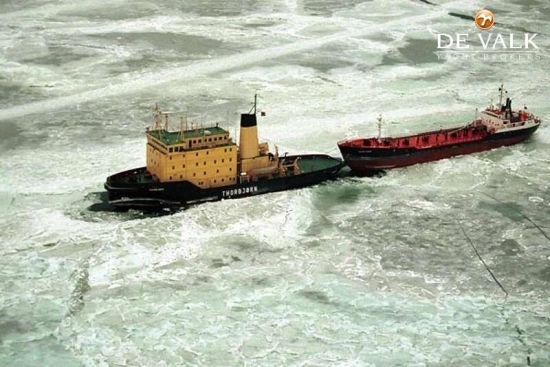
(475, 9, 495, 30)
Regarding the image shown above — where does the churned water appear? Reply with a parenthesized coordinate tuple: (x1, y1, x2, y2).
(1, 0, 550, 366)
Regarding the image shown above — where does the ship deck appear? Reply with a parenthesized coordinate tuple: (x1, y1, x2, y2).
(108, 155, 341, 187)
(340, 124, 489, 150)
(148, 126, 229, 145)
(293, 155, 341, 173)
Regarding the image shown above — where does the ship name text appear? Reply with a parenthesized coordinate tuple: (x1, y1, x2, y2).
(222, 186, 259, 198)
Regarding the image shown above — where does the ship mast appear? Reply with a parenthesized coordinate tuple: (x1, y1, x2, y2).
(153, 103, 163, 130)
(249, 93, 258, 115)
(377, 114, 383, 142)
(498, 83, 507, 109)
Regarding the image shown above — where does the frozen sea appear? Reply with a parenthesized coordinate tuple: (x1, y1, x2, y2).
(1, 0, 550, 366)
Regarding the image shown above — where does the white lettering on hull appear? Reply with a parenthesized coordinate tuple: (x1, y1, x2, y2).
(222, 186, 259, 198)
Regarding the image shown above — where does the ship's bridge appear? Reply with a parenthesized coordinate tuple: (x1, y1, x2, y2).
(145, 118, 238, 188)
(148, 126, 232, 151)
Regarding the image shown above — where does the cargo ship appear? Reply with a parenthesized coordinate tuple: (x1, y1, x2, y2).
(101, 96, 343, 210)
(338, 85, 541, 173)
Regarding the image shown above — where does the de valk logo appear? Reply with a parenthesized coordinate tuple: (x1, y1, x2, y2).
(435, 9, 540, 60)
(475, 9, 495, 30)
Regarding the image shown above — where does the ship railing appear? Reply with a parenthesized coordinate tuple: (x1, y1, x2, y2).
(368, 122, 476, 141)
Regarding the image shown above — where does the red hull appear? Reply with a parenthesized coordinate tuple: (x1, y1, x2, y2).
(339, 124, 539, 173)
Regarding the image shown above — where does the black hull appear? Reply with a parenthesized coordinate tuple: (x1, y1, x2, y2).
(102, 154, 342, 210)
(339, 125, 539, 173)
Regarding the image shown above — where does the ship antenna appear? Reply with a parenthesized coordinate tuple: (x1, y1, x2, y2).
(248, 93, 258, 115)
(377, 114, 383, 142)
(153, 103, 162, 130)
(179, 116, 185, 142)
(498, 83, 507, 109)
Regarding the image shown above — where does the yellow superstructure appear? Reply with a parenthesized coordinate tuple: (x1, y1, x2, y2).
(238, 113, 279, 178)
(144, 103, 279, 189)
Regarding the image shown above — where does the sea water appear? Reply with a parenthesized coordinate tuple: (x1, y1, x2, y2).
(1, 0, 550, 366)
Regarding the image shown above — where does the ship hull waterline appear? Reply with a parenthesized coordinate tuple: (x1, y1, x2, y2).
(339, 125, 539, 173)
(102, 154, 343, 211)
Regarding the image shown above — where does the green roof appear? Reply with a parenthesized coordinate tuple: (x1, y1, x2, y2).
(148, 126, 229, 146)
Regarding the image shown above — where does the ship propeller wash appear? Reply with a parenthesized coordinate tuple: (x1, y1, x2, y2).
(102, 96, 343, 210)
(338, 84, 542, 174)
